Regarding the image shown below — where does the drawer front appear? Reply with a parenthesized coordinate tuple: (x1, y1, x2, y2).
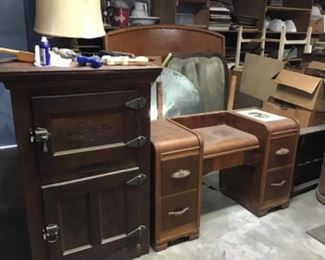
(161, 155, 199, 196)
(161, 191, 198, 233)
(268, 135, 297, 168)
(265, 167, 292, 201)
(31, 91, 149, 183)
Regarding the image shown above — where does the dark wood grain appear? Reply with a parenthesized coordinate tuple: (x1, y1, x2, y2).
(0, 62, 161, 260)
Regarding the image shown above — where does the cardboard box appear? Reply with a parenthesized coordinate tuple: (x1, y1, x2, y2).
(240, 53, 284, 101)
(262, 98, 325, 128)
(234, 90, 263, 109)
(304, 61, 325, 78)
(273, 69, 325, 112)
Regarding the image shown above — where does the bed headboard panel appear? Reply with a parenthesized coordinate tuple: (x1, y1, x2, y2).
(104, 25, 225, 56)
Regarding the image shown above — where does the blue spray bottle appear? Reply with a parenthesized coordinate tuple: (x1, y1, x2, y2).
(39, 36, 51, 66)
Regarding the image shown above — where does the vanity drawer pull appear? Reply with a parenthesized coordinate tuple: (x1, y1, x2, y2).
(168, 207, 190, 216)
(271, 180, 286, 187)
(275, 147, 290, 156)
(171, 169, 191, 179)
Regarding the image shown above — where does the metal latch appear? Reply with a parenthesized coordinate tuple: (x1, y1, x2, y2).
(126, 174, 147, 186)
(125, 97, 146, 110)
(126, 136, 146, 148)
(43, 224, 60, 243)
(30, 127, 51, 153)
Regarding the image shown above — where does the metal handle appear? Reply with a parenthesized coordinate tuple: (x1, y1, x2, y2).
(271, 180, 286, 187)
(275, 147, 290, 156)
(168, 207, 189, 216)
(171, 169, 191, 179)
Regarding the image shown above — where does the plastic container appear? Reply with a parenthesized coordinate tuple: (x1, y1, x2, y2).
(39, 36, 51, 66)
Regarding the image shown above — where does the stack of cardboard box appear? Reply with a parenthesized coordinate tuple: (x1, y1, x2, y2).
(240, 54, 325, 128)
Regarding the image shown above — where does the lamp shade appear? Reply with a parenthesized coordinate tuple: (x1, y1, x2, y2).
(34, 0, 105, 39)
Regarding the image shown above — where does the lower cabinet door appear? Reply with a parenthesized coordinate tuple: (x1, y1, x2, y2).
(41, 167, 148, 260)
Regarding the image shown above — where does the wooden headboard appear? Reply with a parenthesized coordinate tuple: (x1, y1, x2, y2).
(104, 25, 225, 56)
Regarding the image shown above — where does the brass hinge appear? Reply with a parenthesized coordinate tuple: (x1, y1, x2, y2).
(43, 224, 60, 243)
(125, 97, 147, 110)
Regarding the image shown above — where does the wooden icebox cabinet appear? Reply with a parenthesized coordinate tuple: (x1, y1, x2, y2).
(0, 62, 161, 260)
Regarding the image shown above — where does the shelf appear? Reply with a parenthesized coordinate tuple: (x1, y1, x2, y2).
(224, 28, 260, 33)
(178, 0, 208, 3)
(189, 24, 208, 28)
(266, 6, 311, 12)
(233, 25, 312, 68)
(266, 31, 310, 34)
(292, 178, 319, 197)
(104, 25, 121, 31)
(216, 30, 311, 36)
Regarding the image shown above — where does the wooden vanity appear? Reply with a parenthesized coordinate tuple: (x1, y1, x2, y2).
(151, 120, 203, 251)
(151, 109, 300, 250)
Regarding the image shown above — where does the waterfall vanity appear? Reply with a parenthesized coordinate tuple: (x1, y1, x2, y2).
(151, 109, 300, 250)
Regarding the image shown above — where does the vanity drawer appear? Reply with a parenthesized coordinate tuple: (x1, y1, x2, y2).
(161, 190, 198, 233)
(265, 166, 292, 201)
(268, 135, 297, 168)
(161, 155, 199, 196)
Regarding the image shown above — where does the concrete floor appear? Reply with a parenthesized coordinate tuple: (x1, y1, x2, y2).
(1, 167, 324, 260)
(140, 174, 325, 260)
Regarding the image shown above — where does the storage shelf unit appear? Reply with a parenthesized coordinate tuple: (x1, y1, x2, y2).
(234, 25, 312, 68)
(150, 0, 314, 63)
(293, 125, 325, 196)
(266, 6, 312, 12)
(152, 0, 210, 26)
(233, 0, 313, 32)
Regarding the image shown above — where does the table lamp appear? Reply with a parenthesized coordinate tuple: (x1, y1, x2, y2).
(34, 0, 105, 40)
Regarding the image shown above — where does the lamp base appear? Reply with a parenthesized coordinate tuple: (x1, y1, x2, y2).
(70, 38, 81, 53)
